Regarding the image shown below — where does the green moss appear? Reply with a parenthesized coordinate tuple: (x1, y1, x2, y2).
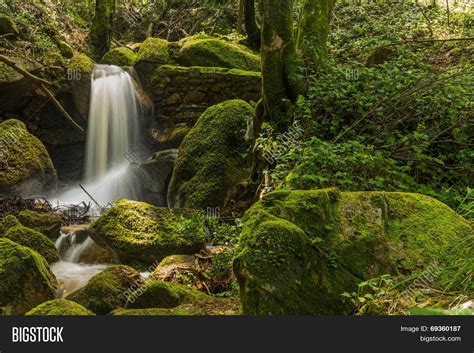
(152, 64, 261, 81)
(67, 265, 141, 315)
(2, 224, 60, 264)
(16, 211, 62, 239)
(0, 62, 16, 81)
(0, 215, 21, 235)
(0, 238, 57, 315)
(167, 100, 254, 209)
(101, 47, 137, 67)
(134, 37, 170, 76)
(125, 280, 211, 309)
(0, 119, 56, 196)
(112, 304, 205, 316)
(177, 37, 260, 71)
(68, 53, 95, 75)
(0, 15, 19, 37)
(234, 189, 473, 315)
(88, 200, 206, 269)
(57, 40, 73, 59)
(26, 299, 95, 316)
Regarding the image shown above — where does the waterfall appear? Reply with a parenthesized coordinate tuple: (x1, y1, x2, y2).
(52, 65, 143, 207)
(85, 65, 139, 181)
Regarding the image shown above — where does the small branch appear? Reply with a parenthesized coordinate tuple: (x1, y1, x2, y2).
(0, 54, 84, 134)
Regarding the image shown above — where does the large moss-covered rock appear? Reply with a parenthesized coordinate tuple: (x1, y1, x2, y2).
(88, 199, 206, 268)
(177, 37, 260, 71)
(0, 15, 19, 37)
(16, 211, 62, 239)
(1, 216, 59, 264)
(67, 265, 142, 315)
(0, 238, 57, 315)
(167, 100, 253, 209)
(0, 119, 57, 197)
(234, 189, 473, 315)
(101, 47, 137, 67)
(134, 37, 169, 77)
(125, 280, 211, 309)
(26, 299, 95, 316)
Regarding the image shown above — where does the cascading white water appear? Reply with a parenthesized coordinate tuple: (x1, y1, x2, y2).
(85, 65, 139, 181)
(52, 64, 143, 207)
(51, 232, 109, 298)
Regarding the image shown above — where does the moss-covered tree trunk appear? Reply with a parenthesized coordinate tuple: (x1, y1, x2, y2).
(258, 0, 301, 132)
(297, 0, 336, 63)
(244, 0, 261, 49)
(90, 0, 115, 59)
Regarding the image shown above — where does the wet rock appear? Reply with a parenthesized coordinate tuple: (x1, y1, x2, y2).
(16, 211, 62, 239)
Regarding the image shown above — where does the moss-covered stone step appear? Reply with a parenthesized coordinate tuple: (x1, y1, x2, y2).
(234, 189, 474, 315)
(149, 65, 261, 125)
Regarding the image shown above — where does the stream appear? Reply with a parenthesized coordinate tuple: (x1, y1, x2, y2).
(51, 231, 110, 298)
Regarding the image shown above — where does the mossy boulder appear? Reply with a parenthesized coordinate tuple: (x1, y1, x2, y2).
(88, 199, 206, 269)
(0, 119, 57, 197)
(67, 265, 142, 315)
(68, 53, 95, 74)
(125, 280, 211, 309)
(26, 299, 95, 316)
(0, 238, 57, 315)
(177, 37, 260, 71)
(16, 211, 62, 239)
(167, 100, 253, 209)
(134, 37, 169, 77)
(0, 15, 19, 37)
(101, 47, 137, 67)
(1, 216, 59, 264)
(234, 189, 473, 315)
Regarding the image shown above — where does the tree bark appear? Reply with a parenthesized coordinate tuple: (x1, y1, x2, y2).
(258, 0, 301, 133)
(90, 0, 115, 59)
(244, 0, 261, 49)
(297, 0, 336, 64)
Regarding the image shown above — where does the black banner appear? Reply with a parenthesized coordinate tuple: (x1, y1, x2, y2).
(0, 316, 472, 353)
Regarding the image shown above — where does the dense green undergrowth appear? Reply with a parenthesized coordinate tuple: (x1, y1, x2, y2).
(260, 3, 473, 219)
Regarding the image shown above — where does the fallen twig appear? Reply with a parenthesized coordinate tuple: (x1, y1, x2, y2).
(0, 54, 84, 133)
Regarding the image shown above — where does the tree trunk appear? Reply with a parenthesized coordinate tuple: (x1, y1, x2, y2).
(90, 0, 115, 59)
(297, 0, 336, 64)
(258, 0, 301, 133)
(237, 0, 244, 34)
(244, 0, 261, 49)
